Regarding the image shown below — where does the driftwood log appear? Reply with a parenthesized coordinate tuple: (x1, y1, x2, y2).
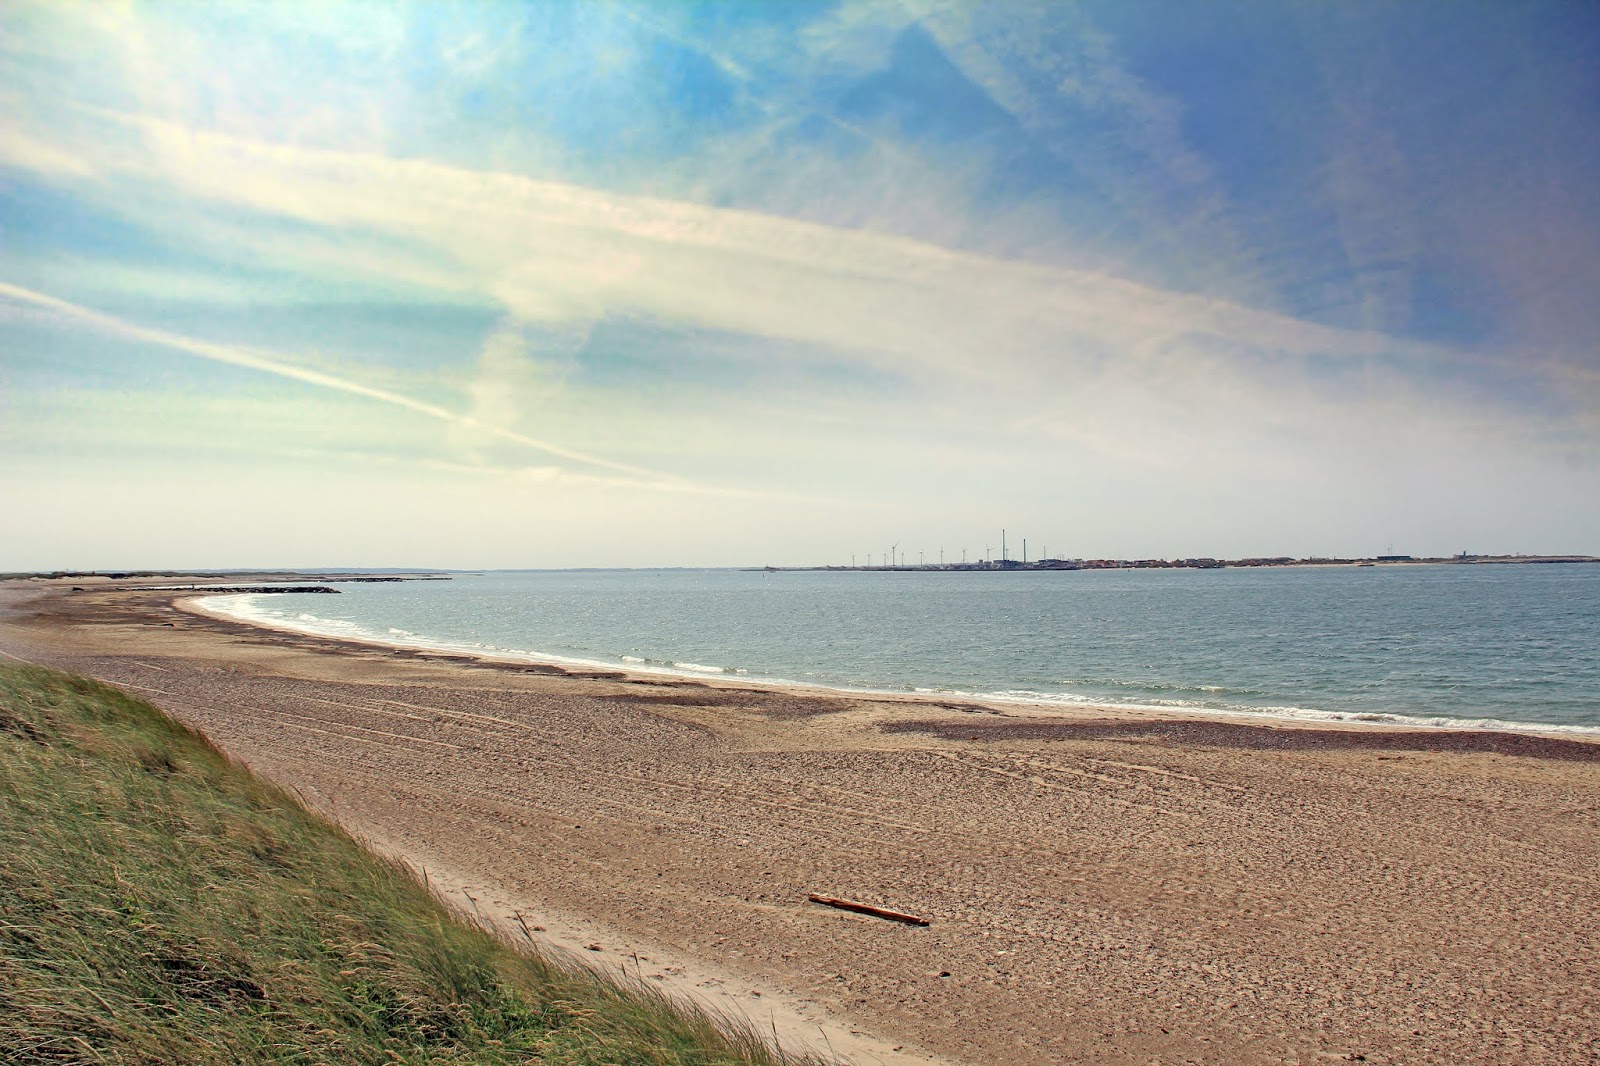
(807, 893, 930, 926)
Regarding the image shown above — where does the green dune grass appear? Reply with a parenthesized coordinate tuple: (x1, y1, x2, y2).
(0, 663, 805, 1065)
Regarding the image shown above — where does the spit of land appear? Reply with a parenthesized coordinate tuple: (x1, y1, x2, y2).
(2, 575, 1596, 1065)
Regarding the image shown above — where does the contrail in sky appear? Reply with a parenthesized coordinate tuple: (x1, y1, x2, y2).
(0, 280, 672, 482)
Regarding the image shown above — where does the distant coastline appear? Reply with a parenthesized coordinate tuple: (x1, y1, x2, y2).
(760, 553, 1600, 573)
(9, 556, 1598, 582)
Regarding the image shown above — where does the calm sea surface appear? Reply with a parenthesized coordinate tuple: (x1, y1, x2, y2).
(210, 564, 1600, 733)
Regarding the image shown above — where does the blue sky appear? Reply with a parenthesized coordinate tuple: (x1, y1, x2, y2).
(3, 1, 1598, 568)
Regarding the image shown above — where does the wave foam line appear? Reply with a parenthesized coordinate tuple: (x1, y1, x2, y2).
(976, 689, 1600, 737)
(195, 594, 1600, 739)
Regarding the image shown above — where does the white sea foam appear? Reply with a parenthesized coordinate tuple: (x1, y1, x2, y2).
(193, 590, 1600, 740)
(978, 688, 1600, 736)
(200, 593, 735, 679)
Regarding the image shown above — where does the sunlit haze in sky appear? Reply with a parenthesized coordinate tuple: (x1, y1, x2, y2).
(4, 1, 1598, 569)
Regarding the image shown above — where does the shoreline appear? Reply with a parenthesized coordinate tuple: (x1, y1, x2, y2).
(1, 578, 949, 1066)
(5, 576, 1599, 1064)
(190, 585, 1600, 745)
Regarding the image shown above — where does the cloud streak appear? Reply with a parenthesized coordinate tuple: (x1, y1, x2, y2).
(910, 1, 1266, 303)
(14, 100, 1592, 465)
(53, 112, 1446, 378)
(0, 280, 673, 484)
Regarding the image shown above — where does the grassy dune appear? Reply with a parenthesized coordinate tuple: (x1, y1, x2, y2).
(0, 663, 800, 1065)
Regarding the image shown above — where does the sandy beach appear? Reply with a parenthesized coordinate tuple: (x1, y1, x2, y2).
(3, 577, 1597, 1065)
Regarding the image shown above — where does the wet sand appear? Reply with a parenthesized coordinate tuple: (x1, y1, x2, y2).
(3, 577, 1597, 1065)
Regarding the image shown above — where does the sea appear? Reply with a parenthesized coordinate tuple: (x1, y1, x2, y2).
(204, 564, 1600, 735)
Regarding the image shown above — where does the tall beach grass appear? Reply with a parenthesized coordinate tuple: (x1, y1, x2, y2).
(0, 663, 807, 1065)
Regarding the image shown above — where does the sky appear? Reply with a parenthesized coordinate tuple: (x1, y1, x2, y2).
(3, 0, 1598, 569)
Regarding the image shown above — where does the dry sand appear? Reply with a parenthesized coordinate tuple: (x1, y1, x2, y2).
(2, 577, 1597, 1065)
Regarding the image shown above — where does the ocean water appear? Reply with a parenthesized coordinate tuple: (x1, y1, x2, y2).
(205, 564, 1600, 734)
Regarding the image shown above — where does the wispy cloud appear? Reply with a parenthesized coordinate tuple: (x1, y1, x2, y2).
(0, 281, 668, 483)
(1313, 34, 1422, 336)
(29, 111, 1442, 379)
(12, 98, 1589, 467)
(909, 0, 1267, 303)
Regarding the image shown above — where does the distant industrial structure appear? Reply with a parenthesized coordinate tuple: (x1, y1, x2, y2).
(759, 548, 1600, 573)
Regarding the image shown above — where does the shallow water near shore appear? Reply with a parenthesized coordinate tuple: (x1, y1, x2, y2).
(207, 564, 1600, 733)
